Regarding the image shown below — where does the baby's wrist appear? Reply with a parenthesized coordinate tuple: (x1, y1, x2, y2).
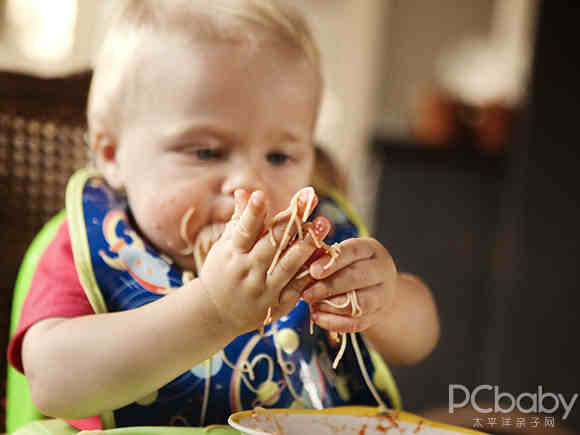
(184, 277, 241, 340)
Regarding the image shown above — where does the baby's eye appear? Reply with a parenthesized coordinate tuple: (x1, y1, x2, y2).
(194, 149, 223, 160)
(267, 152, 290, 166)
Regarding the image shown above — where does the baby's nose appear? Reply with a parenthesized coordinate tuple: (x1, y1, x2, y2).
(221, 166, 266, 195)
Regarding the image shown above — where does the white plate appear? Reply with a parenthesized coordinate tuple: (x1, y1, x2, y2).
(228, 406, 488, 435)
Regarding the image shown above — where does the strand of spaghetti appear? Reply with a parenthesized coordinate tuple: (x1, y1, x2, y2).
(302, 190, 316, 222)
(332, 331, 348, 369)
(323, 244, 341, 270)
(307, 228, 323, 249)
(259, 306, 273, 335)
(179, 206, 196, 255)
(267, 187, 315, 276)
(350, 290, 363, 317)
(306, 228, 340, 269)
(350, 331, 388, 413)
(264, 306, 272, 324)
(263, 189, 315, 331)
(267, 199, 299, 275)
(306, 228, 343, 336)
(321, 294, 351, 309)
(295, 208, 304, 240)
(200, 357, 212, 426)
(294, 224, 326, 280)
(328, 291, 361, 368)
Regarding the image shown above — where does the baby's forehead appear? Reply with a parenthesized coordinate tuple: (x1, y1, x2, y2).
(128, 33, 321, 103)
(115, 34, 320, 144)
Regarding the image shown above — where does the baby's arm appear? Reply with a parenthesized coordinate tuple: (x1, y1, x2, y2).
(22, 188, 330, 419)
(303, 237, 439, 366)
(362, 271, 439, 365)
(22, 279, 232, 419)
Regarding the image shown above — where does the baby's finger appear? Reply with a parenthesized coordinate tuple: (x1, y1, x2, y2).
(302, 258, 382, 304)
(314, 285, 385, 318)
(314, 293, 351, 315)
(274, 274, 314, 318)
(309, 237, 384, 280)
(310, 310, 376, 334)
(231, 190, 268, 251)
(267, 216, 330, 292)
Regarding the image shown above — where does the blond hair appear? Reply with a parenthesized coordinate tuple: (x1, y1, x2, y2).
(87, 0, 322, 143)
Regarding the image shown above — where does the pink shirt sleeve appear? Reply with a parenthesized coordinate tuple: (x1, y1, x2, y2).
(6, 220, 102, 430)
(8, 221, 94, 372)
(7, 220, 94, 374)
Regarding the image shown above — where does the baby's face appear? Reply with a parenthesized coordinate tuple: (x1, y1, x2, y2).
(103, 37, 320, 271)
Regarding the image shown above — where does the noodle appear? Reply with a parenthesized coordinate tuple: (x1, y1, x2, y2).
(259, 306, 273, 336)
(321, 290, 362, 369)
(262, 187, 317, 331)
(351, 331, 388, 413)
(180, 206, 196, 255)
(323, 243, 341, 270)
(267, 187, 316, 276)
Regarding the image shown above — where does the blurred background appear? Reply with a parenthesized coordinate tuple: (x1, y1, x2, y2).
(1, 0, 579, 433)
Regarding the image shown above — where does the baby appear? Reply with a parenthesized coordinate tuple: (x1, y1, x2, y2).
(8, 0, 439, 431)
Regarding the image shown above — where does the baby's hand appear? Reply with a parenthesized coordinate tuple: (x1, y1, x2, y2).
(302, 237, 397, 333)
(199, 188, 330, 335)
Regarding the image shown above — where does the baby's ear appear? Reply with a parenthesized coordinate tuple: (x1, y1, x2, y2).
(92, 132, 124, 190)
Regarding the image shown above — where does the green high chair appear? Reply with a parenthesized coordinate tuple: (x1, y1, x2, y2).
(6, 212, 65, 433)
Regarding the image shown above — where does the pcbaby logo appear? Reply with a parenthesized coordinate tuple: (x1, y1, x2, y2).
(449, 385, 578, 420)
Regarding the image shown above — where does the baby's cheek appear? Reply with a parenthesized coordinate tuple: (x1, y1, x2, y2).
(151, 220, 174, 248)
(138, 201, 182, 250)
(143, 218, 173, 250)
